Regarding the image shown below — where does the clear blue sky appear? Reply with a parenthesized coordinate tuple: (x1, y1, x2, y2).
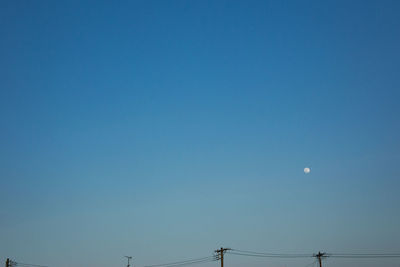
(1, 1, 400, 267)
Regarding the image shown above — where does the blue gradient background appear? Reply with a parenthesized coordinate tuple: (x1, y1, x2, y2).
(1, 1, 399, 267)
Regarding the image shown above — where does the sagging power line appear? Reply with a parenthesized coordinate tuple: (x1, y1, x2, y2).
(329, 253, 400, 258)
(144, 255, 217, 267)
(6, 259, 49, 267)
(227, 249, 312, 258)
(227, 249, 400, 267)
(6, 248, 400, 267)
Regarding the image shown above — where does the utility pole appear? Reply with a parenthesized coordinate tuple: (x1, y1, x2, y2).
(314, 252, 327, 267)
(124, 256, 132, 267)
(215, 247, 231, 267)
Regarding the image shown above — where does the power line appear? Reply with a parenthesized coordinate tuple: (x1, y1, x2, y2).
(329, 254, 400, 258)
(146, 259, 215, 267)
(329, 254, 400, 259)
(144, 256, 217, 267)
(145, 258, 216, 267)
(231, 249, 313, 257)
(9, 261, 49, 267)
(228, 249, 400, 259)
(160, 258, 216, 267)
(6, 249, 400, 267)
(226, 249, 400, 267)
(227, 251, 312, 258)
(228, 249, 313, 258)
(14, 264, 49, 267)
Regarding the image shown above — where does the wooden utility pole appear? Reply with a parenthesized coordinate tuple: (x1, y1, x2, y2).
(314, 252, 326, 267)
(215, 247, 231, 267)
(124, 256, 132, 267)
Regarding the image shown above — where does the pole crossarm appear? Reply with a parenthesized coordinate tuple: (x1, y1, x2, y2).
(313, 252, 328, 267)
(215, 247, 231, 267)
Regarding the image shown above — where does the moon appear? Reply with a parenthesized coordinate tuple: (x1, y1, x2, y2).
(304, 167, 311, 174)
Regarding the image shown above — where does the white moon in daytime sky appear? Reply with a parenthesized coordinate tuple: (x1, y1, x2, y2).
(304, 167, 311, 174)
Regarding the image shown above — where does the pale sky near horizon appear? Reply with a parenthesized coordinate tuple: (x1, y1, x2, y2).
(1, 1, 400, 267)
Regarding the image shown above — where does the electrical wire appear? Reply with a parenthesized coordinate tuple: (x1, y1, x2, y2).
(228, 251, 312, 258)
(12, 262, 49, 267)
(231, 249, 312, 257)
(8, 249, 400, 267)
(145, 259, 217, 267)
(144, 256, 217, 267)
(148, 258, 217, 267)
(323, 252, 400, 259)
(329, 255, 400, 258)
(229, 249, 400, 259)
(228, 249, 313, 258)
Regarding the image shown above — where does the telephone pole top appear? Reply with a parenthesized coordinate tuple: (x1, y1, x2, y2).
(313, 252, 327, 267)
(215, 247, 231, 267)
(124, 256, 133, 267)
